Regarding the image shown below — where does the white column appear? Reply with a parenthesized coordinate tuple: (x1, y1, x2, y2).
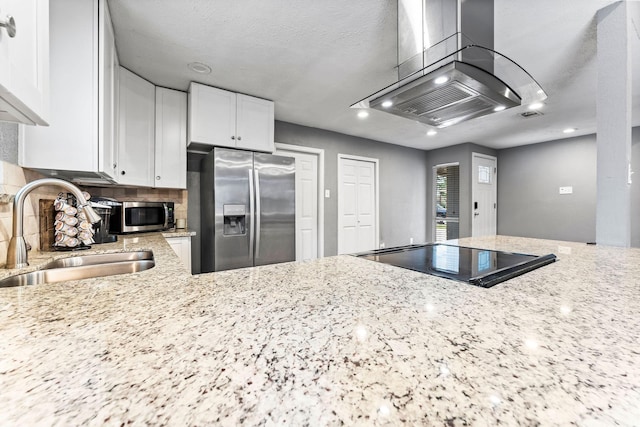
(595, 1, 632, 247)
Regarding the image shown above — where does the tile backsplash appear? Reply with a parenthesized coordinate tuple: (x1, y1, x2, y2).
(0, 160, 188, 267)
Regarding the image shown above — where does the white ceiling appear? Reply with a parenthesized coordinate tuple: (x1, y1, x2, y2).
(107, 0, 640, 151)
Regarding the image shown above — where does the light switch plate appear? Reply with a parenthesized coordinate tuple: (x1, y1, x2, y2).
(559, 186, 573, 195)
(325, 189, 330, 198)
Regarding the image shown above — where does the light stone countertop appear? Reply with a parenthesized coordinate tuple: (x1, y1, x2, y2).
(161, 229, 197, 238)
(1, 234, 639, 426)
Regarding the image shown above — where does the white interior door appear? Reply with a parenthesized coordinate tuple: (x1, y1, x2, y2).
(472, 153, 497, 237)
(275, 147, 321, 261)
(338, 156, 378, 254)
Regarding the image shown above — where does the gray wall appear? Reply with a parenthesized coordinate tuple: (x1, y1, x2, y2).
(0, 122, 19, 163)
(275, 121, 429, 254)
(497, 133, 602, 243)
(425, 143, 497, 241)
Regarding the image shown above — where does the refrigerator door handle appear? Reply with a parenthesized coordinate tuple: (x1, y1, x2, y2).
(249, 169, 255, 260)
(255, 170, 261, 259)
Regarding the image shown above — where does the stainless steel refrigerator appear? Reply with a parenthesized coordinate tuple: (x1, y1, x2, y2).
(200, 147, 295, 272)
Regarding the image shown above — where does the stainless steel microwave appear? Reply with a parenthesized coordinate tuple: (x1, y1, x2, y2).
(110, 201, 175, 233)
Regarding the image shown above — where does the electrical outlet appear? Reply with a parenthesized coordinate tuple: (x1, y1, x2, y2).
(409, 237, 414, 244)
(559, 186, 573, 195)
(324, 189, 330, 198)
(379, 242, 385, 249)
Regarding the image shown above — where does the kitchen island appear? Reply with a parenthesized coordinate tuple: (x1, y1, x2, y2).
(1, 234, 639, 425)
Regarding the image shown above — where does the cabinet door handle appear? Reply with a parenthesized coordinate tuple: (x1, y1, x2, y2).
(231, 136, 235, 140)
(0, 15, 16, 38)
(237, 136, 242, 141)
(121, 171, 126, 175)
(156, 176, 161, 180)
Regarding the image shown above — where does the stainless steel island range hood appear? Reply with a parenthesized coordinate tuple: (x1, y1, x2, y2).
(353, 0, 546, 128)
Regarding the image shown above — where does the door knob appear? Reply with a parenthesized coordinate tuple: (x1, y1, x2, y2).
(0, 15, 16, 38)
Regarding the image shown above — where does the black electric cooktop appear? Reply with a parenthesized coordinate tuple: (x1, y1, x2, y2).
(356, 243, 556, 288)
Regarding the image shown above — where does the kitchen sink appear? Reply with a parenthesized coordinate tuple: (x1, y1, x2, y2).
(0, 251, 155, 288)
(42, 250, 154, 269)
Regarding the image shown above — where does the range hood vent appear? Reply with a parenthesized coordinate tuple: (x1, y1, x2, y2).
(369, 61, 521, 128)
(352, 0, 545, 128)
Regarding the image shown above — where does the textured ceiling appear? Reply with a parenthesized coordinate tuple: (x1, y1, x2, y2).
(107, 0, 640, 150)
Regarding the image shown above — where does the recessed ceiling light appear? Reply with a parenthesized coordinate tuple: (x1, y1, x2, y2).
(357, 110, 369, 119)
(528, 102, 544, 110)
(434, 76, 449, 85)
(188, 62, 212, 74)
(563, 127, 577, 134)
(381, 100, 393, 108)
(493, 105, 506, 112)
(427, 130, 437, 136)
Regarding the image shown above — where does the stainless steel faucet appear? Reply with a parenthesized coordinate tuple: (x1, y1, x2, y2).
(5, 178, 102, 269)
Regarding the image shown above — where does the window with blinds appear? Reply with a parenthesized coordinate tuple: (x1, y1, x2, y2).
(435, 164, 460, 242)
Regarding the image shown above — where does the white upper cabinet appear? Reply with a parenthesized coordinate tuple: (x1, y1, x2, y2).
(99, 0, 119, 179)
(235, 93, 275, 153)
(188, 82, 274, 153)
(20, 0, 118, 183)
(188, 83, 236, 149)
(0, 0, 49, 126)
(117, 71, 187, 189)
(155, 87, 187, 189)
(117, 67, 155, 187)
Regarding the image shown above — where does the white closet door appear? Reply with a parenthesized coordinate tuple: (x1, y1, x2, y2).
(338, 157, 377, 254)
(295, 153, 319, 260)
(275, 147, 323, 261)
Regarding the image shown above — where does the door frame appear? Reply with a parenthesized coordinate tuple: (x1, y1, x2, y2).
(275, 143, 325, 258)
(432, 162, 460, 242)
(337, 153, 380, 254)
(471, 152, 498, 237)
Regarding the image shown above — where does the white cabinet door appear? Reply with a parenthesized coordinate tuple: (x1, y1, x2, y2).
(166, 236, 192, 272)
(236, 94, 274, 153)
(187, 82, 274, 153)
(20, 0, 117, 182)
(99, 0, 119, 180)
(117, 67, 155, 186)
(0, 0, 49, 125)
(188, 82, 236, 150)
(155, 87, 187, 189)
